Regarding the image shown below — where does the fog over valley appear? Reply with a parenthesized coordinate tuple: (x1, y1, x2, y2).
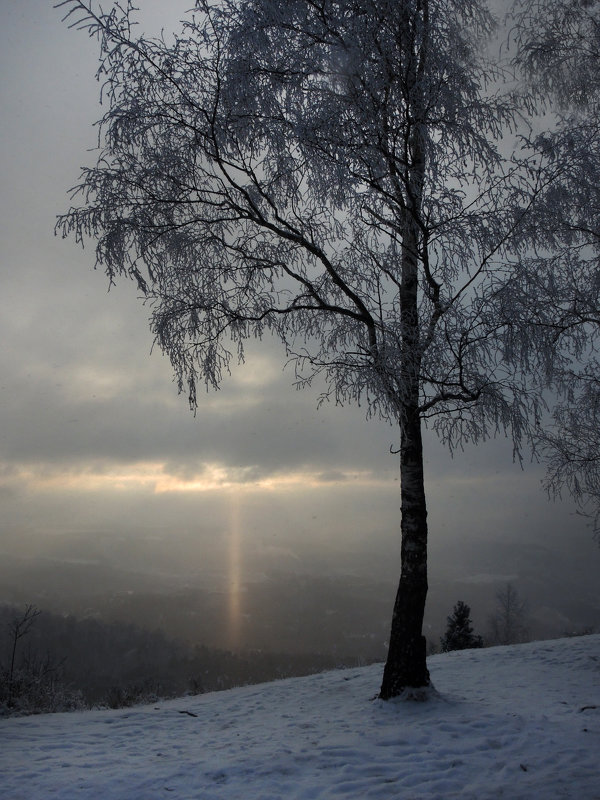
(2, 492, 598, 659)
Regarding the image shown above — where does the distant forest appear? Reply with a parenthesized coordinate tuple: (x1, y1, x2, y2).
(0, 604, 354, 716)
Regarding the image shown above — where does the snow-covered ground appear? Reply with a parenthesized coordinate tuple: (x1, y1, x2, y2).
(2, 635, 599, 799)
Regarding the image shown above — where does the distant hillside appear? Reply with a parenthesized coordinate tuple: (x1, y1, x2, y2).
(0, 604, 349, 714)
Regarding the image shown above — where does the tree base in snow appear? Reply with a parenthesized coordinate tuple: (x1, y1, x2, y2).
(388, 684, 439, 703)
(379, 633, 430, 700)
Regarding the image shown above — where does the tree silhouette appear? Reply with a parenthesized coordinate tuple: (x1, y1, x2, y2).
(5, 604, 41, 707)
(509, 0, 600, 537)
(488, 584, 529, 646)
(440, 601, 483, 653)
(56, 0, 590, 697)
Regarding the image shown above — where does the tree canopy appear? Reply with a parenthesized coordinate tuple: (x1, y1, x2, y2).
(57, 0, 538, 432)
(508, 0, 600, 535)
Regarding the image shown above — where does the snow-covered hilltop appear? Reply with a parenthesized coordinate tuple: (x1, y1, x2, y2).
(2, 635, 599, 799)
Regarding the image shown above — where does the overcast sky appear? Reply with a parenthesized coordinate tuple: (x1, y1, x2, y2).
(1, 1, 598, 619)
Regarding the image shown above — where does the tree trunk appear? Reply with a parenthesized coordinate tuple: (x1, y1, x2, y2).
(379, 405, 430, 699)
(379, 207, 430, 697)
(379, 0, 430, 699)
(378, 212, 431, 698)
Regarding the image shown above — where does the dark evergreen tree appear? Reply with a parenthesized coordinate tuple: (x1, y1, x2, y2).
(440, 601, 483, 653)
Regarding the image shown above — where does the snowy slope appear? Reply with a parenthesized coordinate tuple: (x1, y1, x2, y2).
(2, 635, 599, 799)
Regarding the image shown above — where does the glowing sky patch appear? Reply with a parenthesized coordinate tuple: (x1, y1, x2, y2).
(0, 460, 387, 497)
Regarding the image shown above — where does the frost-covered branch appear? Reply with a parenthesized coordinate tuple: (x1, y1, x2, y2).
(508, 0, 600, 532)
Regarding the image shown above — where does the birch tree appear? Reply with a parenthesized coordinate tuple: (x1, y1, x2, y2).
(57, 0, 551, 698)
(509, 0, 600, 536)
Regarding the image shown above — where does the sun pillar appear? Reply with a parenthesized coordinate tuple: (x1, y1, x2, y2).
(227, 492, 243, 651)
